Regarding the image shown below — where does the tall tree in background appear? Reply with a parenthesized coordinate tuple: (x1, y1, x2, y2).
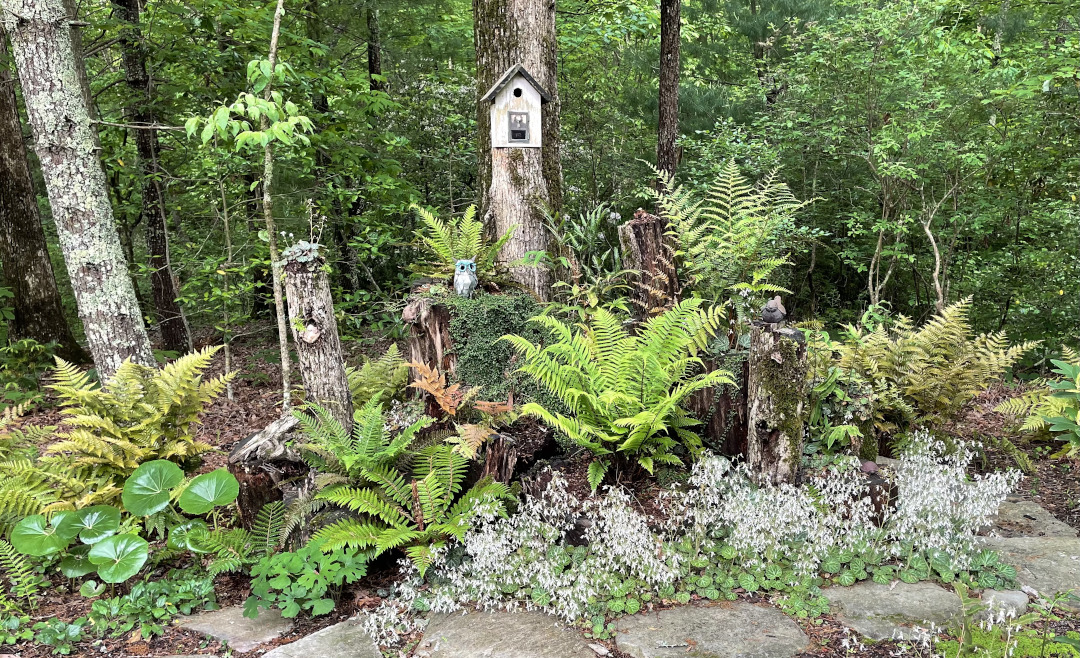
(1, 0, 155, 380)
(657, 0, 680, 178)
(474, 0, 561, 299)
(367, 1, 383, 93)
(0, 28, 86, 361)
(114, 0, 191, 354)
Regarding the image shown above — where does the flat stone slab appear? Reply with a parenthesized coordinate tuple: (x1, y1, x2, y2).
(982, 537, 1080, 608)
(824, 582, 961, 640)
(420, 610, 595, 658)
(614, 603, 809, 658)
(178, 605, 292, 653)
(263, 617, 380, 658)
(990, 500, 1078, 538)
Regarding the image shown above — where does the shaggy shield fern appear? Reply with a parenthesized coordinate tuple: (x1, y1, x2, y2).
(503, 298, 734, 490)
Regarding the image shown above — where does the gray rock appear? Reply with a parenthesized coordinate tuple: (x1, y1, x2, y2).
(178, 605, 292, 653)
(980, 590, 1029, 619)
(587, 644, 611, 656)
(262, 617, 380, 658)
(824, 581, 961, 640)
(420, 610, 594, 658)
(988, 500, 1078, 538)
(614, 603, 808, 658)
(982, 537, 1080, 608)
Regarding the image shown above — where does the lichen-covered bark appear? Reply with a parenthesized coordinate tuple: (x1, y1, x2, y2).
(2, 0, 154, 380)
(657, 0, 680, 178)
(283, 254, 353, 430)
(746, 325, 809, 485)
(474, 0, 561, 299)
(0, 27, 86, 361)
(114, 0, 191, 354)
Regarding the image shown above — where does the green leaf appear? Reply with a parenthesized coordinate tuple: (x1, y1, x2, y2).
(309, 598, 335, 616)
(60, 545, 94, 578)
(167, 519, 209, 552)
(200, 121, 215, 144)
(79, 580, 105, 598)
(88, 534, 149, 584)
(122, 460, 184, 516)
(184, 117, 199, 137)
(11, 515, 74, 556)
(58, 505, 121, 544)
(178, 469, 240, 515)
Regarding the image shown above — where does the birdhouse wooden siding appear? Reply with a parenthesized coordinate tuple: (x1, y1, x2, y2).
(481, 65, 551, 149)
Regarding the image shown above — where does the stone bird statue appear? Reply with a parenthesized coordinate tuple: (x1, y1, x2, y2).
(761, 295, 787, 324)
(454, 259, 478, 298)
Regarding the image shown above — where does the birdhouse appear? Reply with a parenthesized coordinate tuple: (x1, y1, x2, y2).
(481, 64, 551, 149)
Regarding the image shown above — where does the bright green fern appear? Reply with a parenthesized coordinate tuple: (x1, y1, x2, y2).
(412, 204, 515, 280)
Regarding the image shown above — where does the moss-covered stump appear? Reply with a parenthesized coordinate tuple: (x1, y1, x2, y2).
(746, 324, 809, 485)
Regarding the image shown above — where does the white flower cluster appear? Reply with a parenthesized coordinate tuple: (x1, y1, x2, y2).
(671, 455, 879, 574)
(884, 431, 1021, 567)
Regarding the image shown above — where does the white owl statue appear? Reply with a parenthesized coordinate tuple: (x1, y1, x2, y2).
(454, 259, 478, 298)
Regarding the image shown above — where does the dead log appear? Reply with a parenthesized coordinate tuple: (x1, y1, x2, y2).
(283, 245, 353, 429)
(402, 296, 457, 384)
(686, 354, 750, 456)
(227, 415, 305, 530)
(618, 209, 679, 319)
(746, 324, 809, 485)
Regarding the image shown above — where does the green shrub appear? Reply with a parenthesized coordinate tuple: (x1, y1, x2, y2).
(31, 618, 86, 655)
(87, 573, 216, 639)
(244, 541, 368, 618)
(503, 298, 733, 490)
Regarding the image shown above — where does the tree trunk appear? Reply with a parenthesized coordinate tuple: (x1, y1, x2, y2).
(657, 0, 680, 178)
(746, 324, 808, 486)
(366, 2, 383, 92)
(114, 0, 191, 354)
(0, 27, 86, 361)
(686, 354, 749, 456)
(283, 249, 353, 430)
(474, 0, 560, 300)
(2, 0, 155, 381)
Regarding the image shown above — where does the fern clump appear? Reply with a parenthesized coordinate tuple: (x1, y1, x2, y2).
(817, 298, 1036, 432)
(346, 344, 409, 408)
(294, 400, 512, 576)
(412, 204, 514, 280)
(655, 160, 807, 325)
(45, 347, 232, 485)
(995, 348, 1079, 434)
(503, 298, 734, 491)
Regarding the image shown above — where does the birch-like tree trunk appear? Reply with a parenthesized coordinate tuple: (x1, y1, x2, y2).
(114, 0, 191, 354)
(1, 0, 154, 380)
(0, 27, 86, 361)
(657, 0, 680, 179)
(474, 0, 560, 300)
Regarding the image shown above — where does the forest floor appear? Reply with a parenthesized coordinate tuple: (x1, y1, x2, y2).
(5, 333, 1079, 657)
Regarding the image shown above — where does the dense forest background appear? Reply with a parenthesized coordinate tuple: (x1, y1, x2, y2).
(4, 0, 1078, 363)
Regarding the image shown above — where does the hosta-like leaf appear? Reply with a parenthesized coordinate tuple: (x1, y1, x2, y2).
(57, 505, 121, 544)
(60, 545, 95, 578)
(178, 469, 240, 515)
(123, 460, 183, 516)
(11, 514, 74, 556)
(88, 534, 149, 583)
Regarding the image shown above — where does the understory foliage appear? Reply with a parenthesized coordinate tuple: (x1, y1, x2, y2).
(366, 434, 1020, 645)
(995, 348, 1080, 458)
(412, 204, 514, 280)
(297, 400, 513, 575)
(655, 160, 806, 320)
(346, 344, 409, 408)
(504, 298, 733, 490)
(814, 299, 1036, 435)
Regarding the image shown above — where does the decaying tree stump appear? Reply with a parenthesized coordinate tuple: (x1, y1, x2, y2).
(283, 244, 353, 429)
(686, 354, 750, 456)
(619, 209, 680, 318)
(227, 415, 306, 530)
(746, 323, 809, 485)
(402, 296, 457, 383)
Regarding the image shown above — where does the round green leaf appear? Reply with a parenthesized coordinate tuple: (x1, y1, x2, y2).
(88, 534, 149, 583)
(57, 506, 121, 544)
(122, 460, 183, 516)
(60, 545, 95, 578)
(10, 515, 74, 556)
(178, 469, 239, 515)
(79, 580, 105, 598)
(167, 519, 209, 552)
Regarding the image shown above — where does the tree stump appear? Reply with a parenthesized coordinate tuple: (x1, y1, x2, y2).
(619, 209, 679, 318)
(227, 414, 306, 530)
(402, 296, 457, 383)
(686, 354, 750, 456)
(746, 324, 809, 485)
(283, 244, 353, 429)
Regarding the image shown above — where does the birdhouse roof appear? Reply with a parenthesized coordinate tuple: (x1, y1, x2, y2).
(480, 64, 552, 103)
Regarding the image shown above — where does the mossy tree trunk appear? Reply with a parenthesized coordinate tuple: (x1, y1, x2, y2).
(474, 0, 560, 300)
(746, 324, 808, 485)
(2, 0, 154, 380)
(284, 250, 353, 430)
(114, 0, 191, 354)
(0, 27, 87, 362)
